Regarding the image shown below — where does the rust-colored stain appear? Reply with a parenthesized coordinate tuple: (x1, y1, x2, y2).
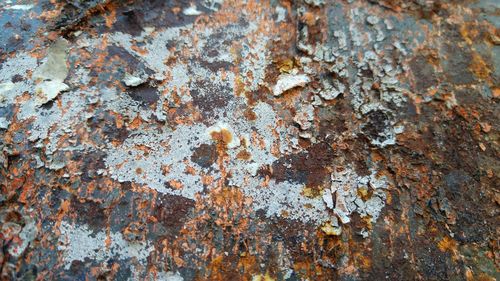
(210, 129, 234, 149)
(0, 0, 499, 280)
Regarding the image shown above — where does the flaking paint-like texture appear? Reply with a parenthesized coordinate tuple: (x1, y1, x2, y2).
(0, 0, 499, 280)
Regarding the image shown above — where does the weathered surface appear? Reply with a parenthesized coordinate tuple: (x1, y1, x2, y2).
(0, 0, 498, 280)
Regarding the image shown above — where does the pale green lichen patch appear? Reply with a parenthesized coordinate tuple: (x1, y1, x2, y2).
(33, 38, 70, 106)
(58, 221, 154, 271)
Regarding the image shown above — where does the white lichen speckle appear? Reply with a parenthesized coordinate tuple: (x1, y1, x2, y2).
(273, 73, 310, 96)
(123, 73, 147, 87)
(183, 4, 203, 16)
(4, 4, 34, 10)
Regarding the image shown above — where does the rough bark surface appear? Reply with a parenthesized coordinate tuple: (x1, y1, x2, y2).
(0, 0, 499, 280)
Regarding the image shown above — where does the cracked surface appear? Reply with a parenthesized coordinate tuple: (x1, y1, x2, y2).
(0, 0, 499, 280)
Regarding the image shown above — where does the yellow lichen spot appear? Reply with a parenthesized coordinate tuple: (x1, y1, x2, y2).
(252, 272, 275, 281)
(354, 252, 372, 270)
(280, 210, 289, 218)
(357, 186, 370, 200)
(459, 23, 477, 46)
(321, 221, 342, 236)
(277, 58, 294, 73)
(469, 52, 491, 81)
(303, 203, 313, 209)
(363, 216, 373, 230)
(235, 75, 245, 96)
(302, 186, 321, 198)
(437, 236, 457, 253)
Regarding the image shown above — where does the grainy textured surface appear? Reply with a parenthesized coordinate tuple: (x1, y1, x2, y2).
(0, 0, 499, 280)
